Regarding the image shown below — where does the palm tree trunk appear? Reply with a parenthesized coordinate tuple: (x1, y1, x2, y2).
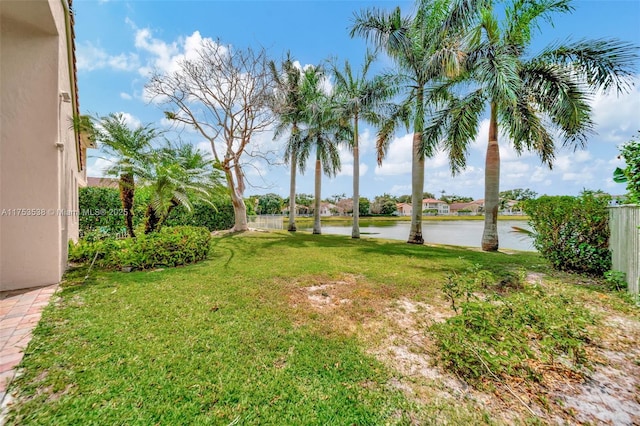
(482, 102, 500, 251)
(408, 130, 425, 244)
(157, 199, 180, 231)
(352, 114, 360, 239)
(288, 148, 297, 232)
(408, 86, 425, 244)
(144, 204, 160, 234)
(313, 150, 322, 235)
(119, 173, 135, 238)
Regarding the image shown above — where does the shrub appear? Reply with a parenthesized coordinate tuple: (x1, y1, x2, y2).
(69, 226, 211, 270)
(522, 191, 611, 276)
(80, 186, 237, 234)
(164, 199, 235, 231)
(79, 187, 126, 235)
(614, 130, 640, 203)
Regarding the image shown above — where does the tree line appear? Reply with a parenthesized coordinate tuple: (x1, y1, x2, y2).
(84, 0, 637, 250)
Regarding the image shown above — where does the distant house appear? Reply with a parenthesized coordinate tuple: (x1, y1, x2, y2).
(336, 198, 354, 215)
(1, 0, 91, 291)
(422, 198, 450, 215)
(319, 202, 338, 216)
(281, 203, 310, 215)
(450, 200, 484, 216)
(501, 200, 524, 215)
(87, 177, 119, 188)
(396, 203, 412, 216)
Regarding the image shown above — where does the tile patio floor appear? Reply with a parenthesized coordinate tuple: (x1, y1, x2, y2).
(0, 285, 58, 421)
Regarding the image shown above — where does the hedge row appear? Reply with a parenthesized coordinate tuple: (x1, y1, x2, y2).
(523, 192, 611, 276)
(69, 226, 211, 270)
(79, 186, 235, 235)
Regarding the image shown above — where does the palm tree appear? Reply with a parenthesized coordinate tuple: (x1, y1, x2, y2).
(140, 140, 222, 233)
(331, 51, 395, 238)
(92, 113, 157, 238)
(297, 66, 349, 234)
(351, 0, 465, 244)
(270, 54, 305, 232)
(423, 0, 638, 251)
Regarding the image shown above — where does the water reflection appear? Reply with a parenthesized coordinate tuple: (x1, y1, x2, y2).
(300, 220, 535, 251)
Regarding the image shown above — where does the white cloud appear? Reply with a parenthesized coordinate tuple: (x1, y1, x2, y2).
(425, 150, 449, 169)
(374, 133, 412, 176)
(591, 79, 640, 145)
(135, 29, 220, 78)
(389, 184, 411, 195)
(76, 41, 139, 72)
(337, 163, 369, 177)
(117, 112, 142, 129)
(87, 156, 115, 177)
(120, 92, 132, 100)
(196, 141, 213, 157)
(358, 128, 375, 154)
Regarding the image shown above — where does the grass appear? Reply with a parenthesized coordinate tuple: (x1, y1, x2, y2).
(5, 231, 635, 425)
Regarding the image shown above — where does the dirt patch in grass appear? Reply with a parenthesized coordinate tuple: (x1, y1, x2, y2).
(289, 273, 640, 425)
(553, 314, 640, 425)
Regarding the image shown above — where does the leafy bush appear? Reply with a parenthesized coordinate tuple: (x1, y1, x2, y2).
(432, 271, 595, 388)
(69, 226, 211, 270)
(79, 187, 126, 235)
(523, 192, 611, 276)
(80, 186, 237, 234)
(164, 199, 235, 231)
(614, 130, 640, 203)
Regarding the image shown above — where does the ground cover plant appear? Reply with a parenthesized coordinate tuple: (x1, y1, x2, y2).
(6, 231, 639, 425)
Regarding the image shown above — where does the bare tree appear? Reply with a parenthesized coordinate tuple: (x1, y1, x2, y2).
(145, 39, 274, 231)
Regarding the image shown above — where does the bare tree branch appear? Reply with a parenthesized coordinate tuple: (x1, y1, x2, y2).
(145, 39, 275, 231)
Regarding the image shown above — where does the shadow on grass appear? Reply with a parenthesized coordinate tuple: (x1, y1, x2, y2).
(211, 230, 543, 276)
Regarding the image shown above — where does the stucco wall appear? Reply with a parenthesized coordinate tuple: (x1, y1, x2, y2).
(0, 0, 83, 291)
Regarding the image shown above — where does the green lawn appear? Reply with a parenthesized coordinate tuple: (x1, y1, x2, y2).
(6, 231, 634, 425)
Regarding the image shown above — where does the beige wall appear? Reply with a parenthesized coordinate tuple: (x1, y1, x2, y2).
(1, 0, 84, 291)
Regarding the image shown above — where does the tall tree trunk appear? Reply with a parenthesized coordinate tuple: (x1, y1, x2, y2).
(157, 199, 179, 232)
(313, 149, 322, 235)
(144, 204, 160, 234)
(482, 102, 500, 251)
(119, 173, 135, 238)
(408, 87, 425, 244)
(224, 167, 248, 232)
(352, 114, 360, 239)
(288, 148, 297, 232)
(408, 130, 425, 244)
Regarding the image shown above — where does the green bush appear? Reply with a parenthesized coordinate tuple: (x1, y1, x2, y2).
(80, 186, 237, 234)
(79, 187, 126, 235)
(614, 130, 640, 203)
(523, 192, 611, 276)
(69, 226, 211, 270)
(164, 200, 235, 231)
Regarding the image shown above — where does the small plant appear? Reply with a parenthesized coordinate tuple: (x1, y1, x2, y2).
(604, 270, 627, 292)
(442, 273, 476, 313)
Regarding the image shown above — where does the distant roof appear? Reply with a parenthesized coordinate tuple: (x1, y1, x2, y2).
(422, 198, 445, 203)
(87, 177, 118, 188)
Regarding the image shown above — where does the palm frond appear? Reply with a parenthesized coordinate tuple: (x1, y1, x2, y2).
(521, 61, 594, 149)
(539, 38, 639, 94)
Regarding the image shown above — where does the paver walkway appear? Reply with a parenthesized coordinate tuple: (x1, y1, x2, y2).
(0, 285, 58, 421)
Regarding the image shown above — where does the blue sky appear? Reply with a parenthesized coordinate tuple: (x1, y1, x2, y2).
(76, 0, 640, 200)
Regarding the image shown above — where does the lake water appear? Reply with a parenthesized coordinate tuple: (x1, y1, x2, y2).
(299, 220, 535, 251)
